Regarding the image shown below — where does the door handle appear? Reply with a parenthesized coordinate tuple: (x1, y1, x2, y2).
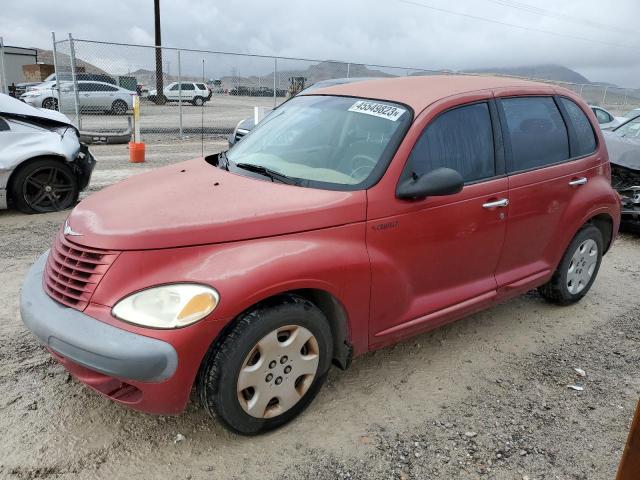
(569, 177, 588, 187)
(482, 198, 509, 209)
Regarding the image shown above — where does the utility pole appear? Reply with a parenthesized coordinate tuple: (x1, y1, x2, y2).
(154, 0, 165, 104)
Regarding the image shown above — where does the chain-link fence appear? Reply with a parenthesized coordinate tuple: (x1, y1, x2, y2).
(27, 35, 640, 160)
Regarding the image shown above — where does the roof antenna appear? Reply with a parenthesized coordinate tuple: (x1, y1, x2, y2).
(201, 58, 205, 158)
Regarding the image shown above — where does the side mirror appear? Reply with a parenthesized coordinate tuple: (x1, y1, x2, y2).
(396, 167, 464, 200)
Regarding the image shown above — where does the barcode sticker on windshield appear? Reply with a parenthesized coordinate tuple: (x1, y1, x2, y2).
(348, 101, 406, 121)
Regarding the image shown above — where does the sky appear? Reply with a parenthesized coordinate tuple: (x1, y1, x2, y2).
(1, 0, 639, 87)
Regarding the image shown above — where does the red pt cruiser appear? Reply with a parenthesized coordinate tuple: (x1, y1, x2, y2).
(21, 76, 620, 434)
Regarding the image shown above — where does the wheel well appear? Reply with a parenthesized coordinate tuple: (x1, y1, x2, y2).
(588, 213, 614, 253)
(204, 289, 353, 374)
(5, 155, 68, 205)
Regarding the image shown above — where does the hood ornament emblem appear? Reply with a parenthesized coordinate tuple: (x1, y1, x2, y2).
(64, 220, 82, 237)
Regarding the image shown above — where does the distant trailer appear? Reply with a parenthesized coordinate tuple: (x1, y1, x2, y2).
(2, 45, 38, 85)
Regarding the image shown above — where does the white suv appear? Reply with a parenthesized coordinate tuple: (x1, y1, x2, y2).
(148, 82, 211, 106)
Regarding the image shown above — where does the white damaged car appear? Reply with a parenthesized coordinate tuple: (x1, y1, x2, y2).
(0, 93, 95, 213)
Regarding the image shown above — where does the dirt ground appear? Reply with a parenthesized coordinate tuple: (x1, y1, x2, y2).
(0, 143, 639, 479)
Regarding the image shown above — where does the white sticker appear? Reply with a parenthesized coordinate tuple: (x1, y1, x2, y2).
(348, 100, 406, 121)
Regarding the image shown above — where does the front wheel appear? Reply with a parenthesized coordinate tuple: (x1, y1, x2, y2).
(11, 159, 79, 214)
(538, 224, 603, 305)
(111, 99, 128, 115)
(197, 297, 333, 435)
(42, 97, 58, 110)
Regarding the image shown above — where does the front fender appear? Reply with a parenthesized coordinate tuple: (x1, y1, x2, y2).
(90, 223, 371, 356)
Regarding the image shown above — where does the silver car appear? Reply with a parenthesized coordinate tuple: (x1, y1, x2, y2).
(589, 105, 623, 130)
(0, 93, 95, 213)
(20, 80, 134, 115)
(602, 114, 640, 229)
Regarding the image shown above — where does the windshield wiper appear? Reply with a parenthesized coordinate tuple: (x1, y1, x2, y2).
(234, 162, 301, 185)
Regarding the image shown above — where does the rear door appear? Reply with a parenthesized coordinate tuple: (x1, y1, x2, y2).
(494, 95, 600, 290)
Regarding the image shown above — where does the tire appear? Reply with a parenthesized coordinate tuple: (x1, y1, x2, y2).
(538, 224, 603, 305)
(197, 296, 333, 435)
(192, 96, 204, 106)
(111, 99, 128, 115)
(42, 97, 58, 110)
(10, 158, 79, 214)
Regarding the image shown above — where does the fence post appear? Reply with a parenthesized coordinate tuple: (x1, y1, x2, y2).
(623, 89, 628, 109)
(273, 57, 277, 108)
(602, 86, 609, 107)
(68, 33, 82, 130)
(346, 63, 350, 78)
(178, 49, 183, 139)
(578, 84, 585, 97)
(51, 32, 63, 112)
(0, 37, 7, 95)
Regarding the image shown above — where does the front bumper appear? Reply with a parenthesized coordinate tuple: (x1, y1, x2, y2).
(21, 253, 178, 382)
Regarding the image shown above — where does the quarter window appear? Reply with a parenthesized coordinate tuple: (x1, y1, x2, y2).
(0, 118, 9, 131)
(561, 98, 597, 156)
(593, 108, 612, 124)
(406, 102, 495, 183)
(501, 97, 569, 172)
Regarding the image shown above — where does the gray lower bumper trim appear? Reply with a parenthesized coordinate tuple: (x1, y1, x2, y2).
(20, 253, 178, 382)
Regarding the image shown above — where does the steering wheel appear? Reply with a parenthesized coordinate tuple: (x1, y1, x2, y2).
(349, 154, 377, 181)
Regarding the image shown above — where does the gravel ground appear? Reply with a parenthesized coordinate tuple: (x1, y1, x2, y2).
(0, 146, 638, 479)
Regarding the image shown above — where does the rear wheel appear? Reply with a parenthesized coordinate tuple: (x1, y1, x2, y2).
(111, 99, 128, 115)
(538, 224, 603, 305)
(192, 96, 204, 106)
(197, 297, 333, 435)
(42, 97, 58, 110)
(11, 159, 78, 214)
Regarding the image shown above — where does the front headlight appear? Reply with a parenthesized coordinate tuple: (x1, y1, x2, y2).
(112, 284, 219, 329)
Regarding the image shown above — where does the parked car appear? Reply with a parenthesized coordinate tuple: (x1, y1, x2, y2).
(20, 76, 619, 434)
(0, 93, 95, 213)
(589, 105, 622, 130)
(229, 77, 376, 147)
(20, 81, 134, 114)
(602, 113, 640, 230)
(148, 82, 212, 106)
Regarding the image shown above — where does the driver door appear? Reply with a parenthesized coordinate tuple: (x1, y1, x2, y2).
(366, 100, 508, 347)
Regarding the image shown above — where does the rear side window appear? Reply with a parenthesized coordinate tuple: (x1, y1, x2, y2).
(501, 97, 569, 172)
(197, 83, 207, 90)
(407, 102, 495, 183)
(561, 98, 597, 156)
(593, 108, 612, 123)
(181, 83, 195, 91)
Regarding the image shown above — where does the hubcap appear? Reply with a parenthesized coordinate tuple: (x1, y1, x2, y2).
(566, 239, 598, 294)
(237, 325, 319, 419)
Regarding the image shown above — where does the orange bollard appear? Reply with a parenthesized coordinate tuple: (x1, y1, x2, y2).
(129, 142, 145, 163)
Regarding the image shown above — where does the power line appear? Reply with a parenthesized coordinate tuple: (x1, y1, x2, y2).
(483, 0, 634, 35)
(398, 0, 640, 50)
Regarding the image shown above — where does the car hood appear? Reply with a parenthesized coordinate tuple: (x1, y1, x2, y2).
(0, 92, 75, 128)
(603, 130, 640, 171)
(66, 158, 367, 250)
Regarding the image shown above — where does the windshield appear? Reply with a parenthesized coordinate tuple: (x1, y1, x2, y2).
(226, 95, 411, 189)
(615, 117, 640, 138)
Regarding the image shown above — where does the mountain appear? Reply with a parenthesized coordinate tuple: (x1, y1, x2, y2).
(460, 64, 591, 85)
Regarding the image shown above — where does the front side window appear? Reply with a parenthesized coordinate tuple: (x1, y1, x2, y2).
(226, 95, 411, 188)
(501, 97, 569, 172)
(562, 98, 597, 156)
(615, 117, 640, 139)
(169, 84, 179, 91)
(405, 102, 495, 183)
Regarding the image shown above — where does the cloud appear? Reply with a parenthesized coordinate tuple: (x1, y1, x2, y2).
(1, 0, 639, 87)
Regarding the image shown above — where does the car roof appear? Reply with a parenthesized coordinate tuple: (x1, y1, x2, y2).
(304, 75, 557, 112)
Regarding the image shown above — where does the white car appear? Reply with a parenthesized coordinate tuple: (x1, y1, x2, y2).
(148, 82, 211, 106)
(20, 81, 134, 115)
(0, 94, 95, 213)
(589, 105, 623, 130)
